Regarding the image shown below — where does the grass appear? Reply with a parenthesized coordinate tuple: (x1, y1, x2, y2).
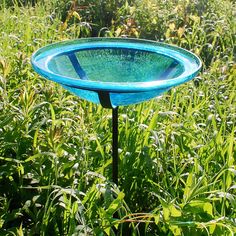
(0, 0, 235, 235)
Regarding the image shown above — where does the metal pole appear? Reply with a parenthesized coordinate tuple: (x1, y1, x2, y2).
(112, 107, 118, 185)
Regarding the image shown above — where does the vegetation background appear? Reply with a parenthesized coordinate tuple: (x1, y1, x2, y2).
(0, 0, 235, 235)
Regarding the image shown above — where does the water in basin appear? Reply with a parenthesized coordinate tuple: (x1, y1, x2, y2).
(47, 48, 184, 82)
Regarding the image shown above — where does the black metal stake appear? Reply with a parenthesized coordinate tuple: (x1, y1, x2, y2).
(112, 107, 118, 185)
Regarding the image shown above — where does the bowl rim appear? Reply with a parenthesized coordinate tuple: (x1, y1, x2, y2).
(31, 37, 202, 93)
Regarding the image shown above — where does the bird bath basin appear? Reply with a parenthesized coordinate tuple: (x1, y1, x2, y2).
(31, 38, 201, 184)
(31, 38, 201, 108)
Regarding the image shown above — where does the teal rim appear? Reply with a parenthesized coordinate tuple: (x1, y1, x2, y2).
(31, 37, 202, 93)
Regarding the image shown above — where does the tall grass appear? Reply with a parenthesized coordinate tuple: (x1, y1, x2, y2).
(0, 0, 235, 235)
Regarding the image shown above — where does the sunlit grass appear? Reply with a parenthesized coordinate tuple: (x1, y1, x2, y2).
(0, 0, 235, 235)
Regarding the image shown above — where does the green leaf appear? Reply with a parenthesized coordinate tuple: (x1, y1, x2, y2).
(154, 214, 160, 224)
(16, 224, 24, 236)
(163, 206, 170, 221)
(0, 115, 13, 128)
(49, 103, 56, 128)
(209, 223, 216, 234)
(106, 192, 125, 216)
(143, 111, 159, 146)
(169, 205, 182, 217)
(170, 225, 182, 236)
(203, 202, 213, 217)
(183, 172, 194, 202)
(104, 226, 110, 236)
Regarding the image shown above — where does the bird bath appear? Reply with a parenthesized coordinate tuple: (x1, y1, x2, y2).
(31, 38, 201, 185)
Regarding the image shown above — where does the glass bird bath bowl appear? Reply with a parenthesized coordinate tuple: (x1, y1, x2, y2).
(32, 38, 201, 184)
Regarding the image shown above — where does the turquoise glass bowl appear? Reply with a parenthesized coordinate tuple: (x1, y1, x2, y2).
(31, 38, 201, 108)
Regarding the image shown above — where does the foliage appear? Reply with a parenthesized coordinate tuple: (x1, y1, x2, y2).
(0, 0, 235, 235)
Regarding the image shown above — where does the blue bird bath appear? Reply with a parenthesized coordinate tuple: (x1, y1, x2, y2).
(31, 38, 201, 108)
(31, 37, 201, 185)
